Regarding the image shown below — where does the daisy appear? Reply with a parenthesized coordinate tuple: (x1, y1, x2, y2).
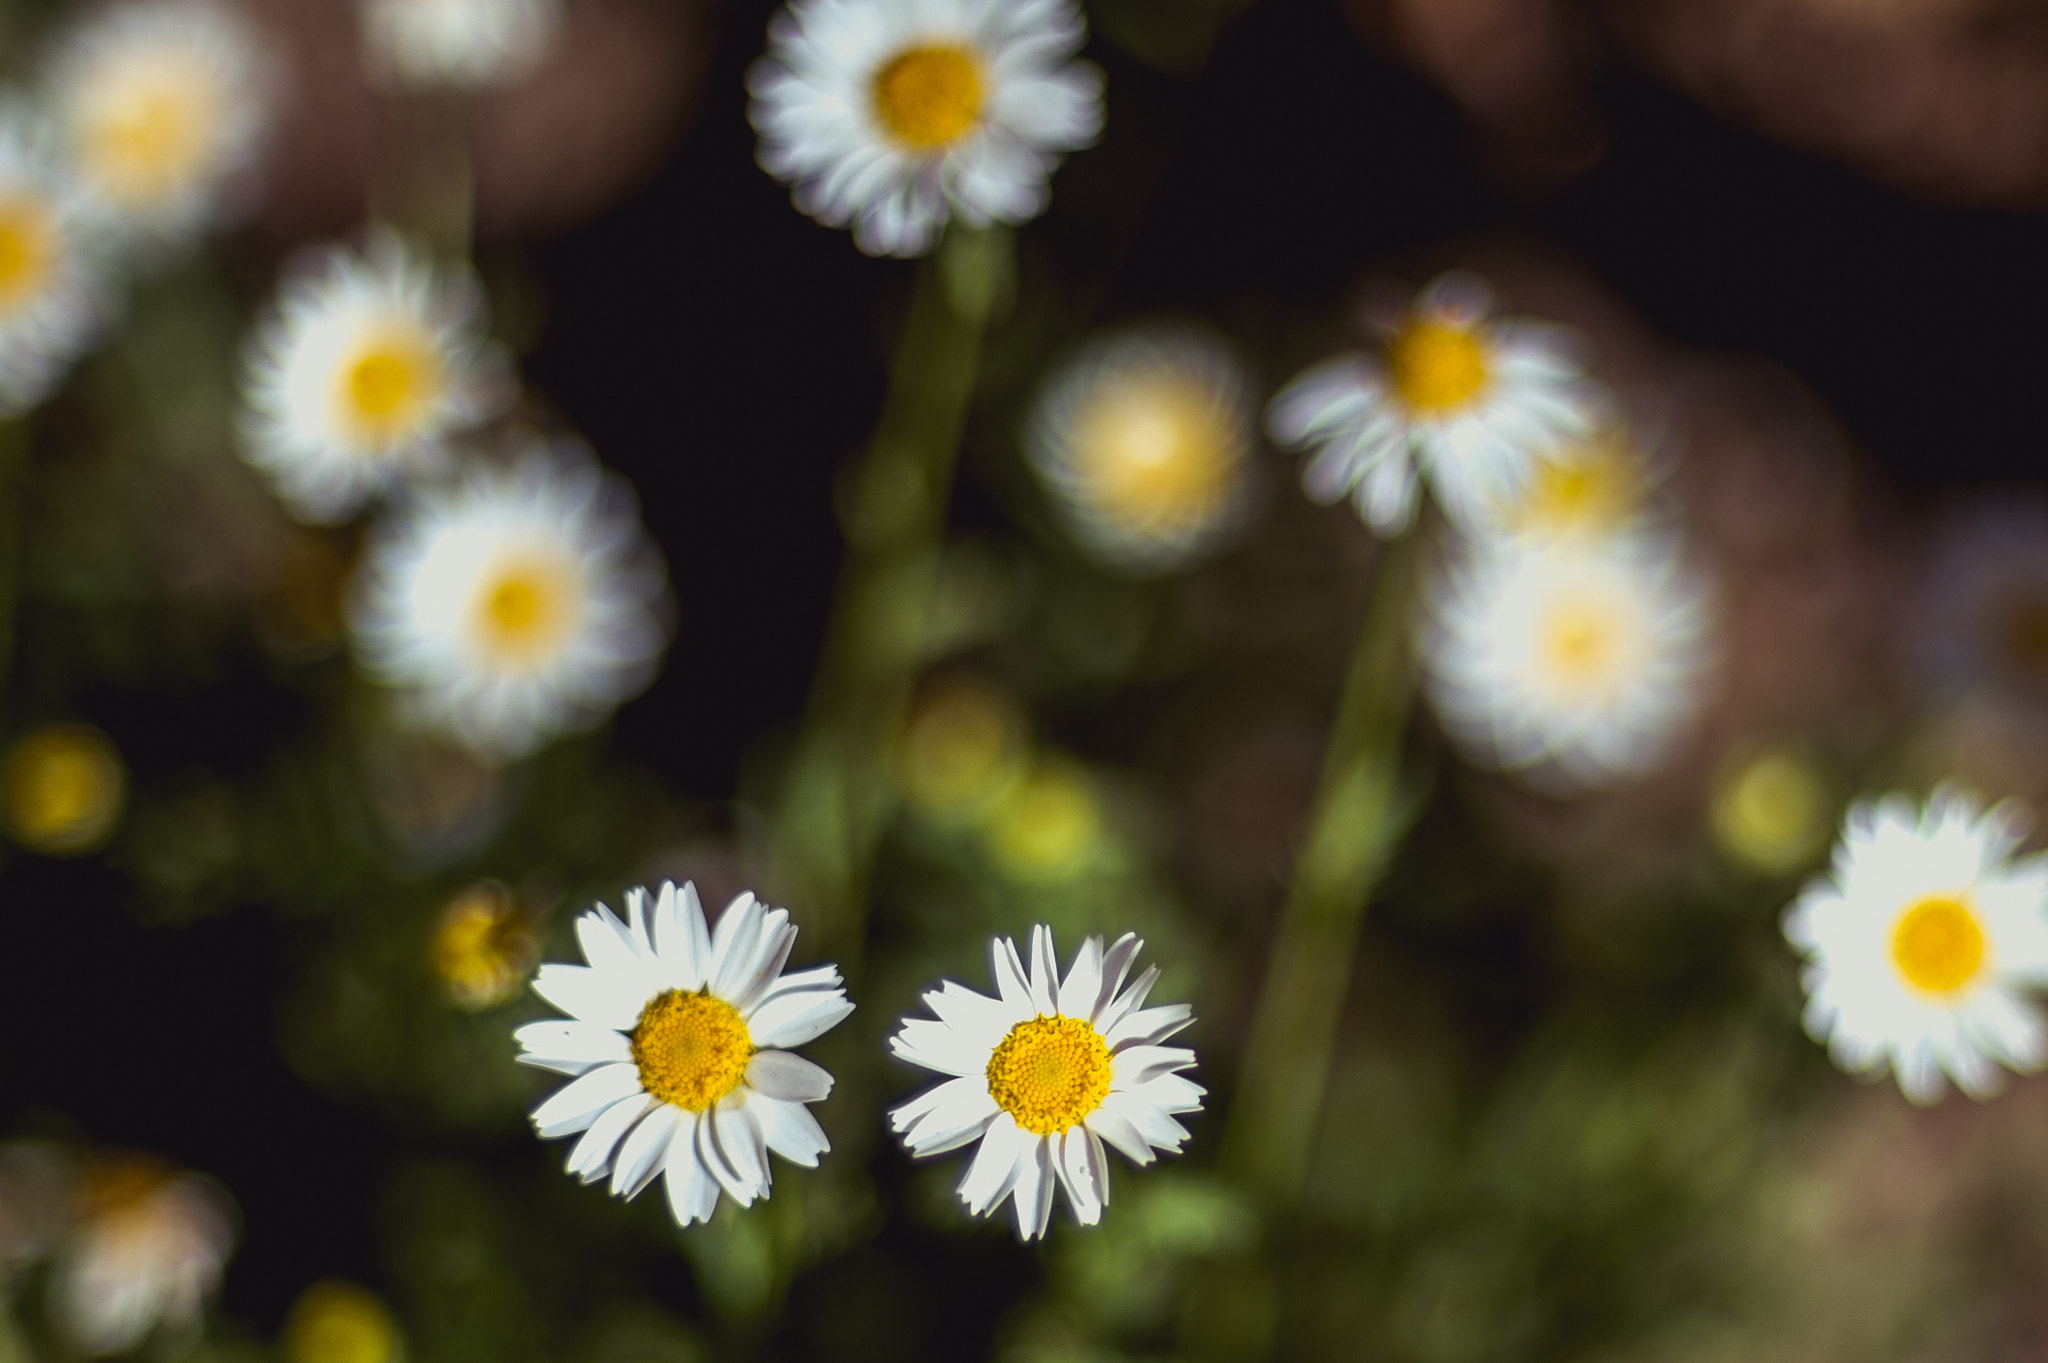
(1419, 530, 1714, 790)
(238, 230, 510, 525)
(1025, 324, 1257, 573)
(48, 1157, 237, 1357)
(347, 438, 670, 763)
(1784, 786, 2048, 1104)
(1478, 423, 1657, 546)
(0, 106, 116, 416)
(360, 0, 565, 91)
(1266, 273, 1599, 536)
(44, 0, 275, 250)
(747, 0, 1104, 258)
(514, 881, 855, 1227)
(889, 925, 1203, 1239)
(430, 880, 540, 1009)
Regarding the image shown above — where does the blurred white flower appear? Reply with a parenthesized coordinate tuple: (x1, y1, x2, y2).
(1475, 423, 1658, 546)
(1267, 273, 1598, 536)
(890, 925, 1203, 1240)
(1419, 530, 1714, 790)
(360, 0, 565, 92)
(44, 0, 275, 251)
(238, 231, 510, 525)
(348, 438, 669, 763)
(0, 106, 115, 416)
(1785, 786, 2048, 1104)
(1026, 324, 1257, 573)
(747, 0, 1103, 258)
(50, 1159, 236, 1357)
(515, 881, 854, 1227)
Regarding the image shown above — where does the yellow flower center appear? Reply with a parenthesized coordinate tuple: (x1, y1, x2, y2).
(429, 883, 538, 1010)
(0, 198, 56, 314)
(78, 62, 219, 208)
(2, 724, 125, 855)
(283, 1281, 399, 1363)
(1388, 319, 1491, 414)
(473, 559, 578, 664)
(1891, 896, 1986, 996)
(986, 1014, 1113, 1134)
(1069, 378, 1235, 536)
(630, 990, 755, 1111)
(872, 45, 983, 149)
(338, 329, 444, 444)
(1536, 597, 1626, 692)
(1512, 434, 1641, 537)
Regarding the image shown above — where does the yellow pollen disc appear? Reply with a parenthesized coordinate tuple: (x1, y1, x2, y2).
(338, 330, 444, 444)
(1388, 318, 1491, 414)
(2, 724, 126, 855)
(1514, 435, 1641, 537)
(473, 559, 578, 664)
(986, 1014, 1113, 1134)
(429, 883, 538, 1010)
(630, 990, 754, 1111)
(1891, 896, 1986, 996)
(79, 64, 218, 207)
(0, 199, 55, 313)
(1070, 379, 1234, 535)
(872, 44, 984, 149)
(1537, 599, 1625, 691)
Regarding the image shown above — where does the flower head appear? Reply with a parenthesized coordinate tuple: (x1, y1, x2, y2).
(50, 1156, 236, 1357)
(890, 925, 1203, 1239)
(360, 0, 564, 91)
(2, 723, 126, 855)
(0, 105, 115, 416)
(748, 0, 1104, 257)
(1785, 787, 2048, 1104)
(515, 882, 855, 1227)
(430, 880, 540, 1009)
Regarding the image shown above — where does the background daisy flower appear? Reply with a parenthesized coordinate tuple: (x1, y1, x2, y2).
(49, 1157, 237, 1358)
(347, 437, 672, 764)
(1785, 787, 2048, 1104)
(747, 0, 1104, 258)
(515, 882, 854, 1228)
(0, 106, 115, 417)
(1267, 272, 1598, 536)
(238, 230, 510, 524)
(360, 0, 565, 91)
(889, 925, 1204, 1240)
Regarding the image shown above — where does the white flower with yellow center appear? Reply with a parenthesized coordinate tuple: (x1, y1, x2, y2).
(1419, 531, 1714, 790)
(50, 1158, 237, 1357)
(360, 0, 565, 91)
(1267, 273, 1598, 536)
(0, 107, 114, 416)
(747, 0, 1104, 258)
(238, 232, 510, 524)
(889, 925, 1203, 1240)
(1026, 325, 1257, 573)
(515, 881, 854, 1227)
(1479, 424, 1656, 546)
(45, 0, 274, 249)
(348, 439, 671, 763)
(1785, 787, 2048, 1104)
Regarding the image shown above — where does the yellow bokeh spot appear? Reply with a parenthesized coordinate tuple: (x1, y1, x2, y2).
(473, 559, 577, 665)
(1711, 749, 1829, 876)
(283, 1280, 399, 1363)
(1536, 599, 1624, 692)
(2, 724, 126, 856)
(872, 45, 984, 149)
(338, 330, 443, 444)
(1510, 432, 1644, 539)
(901, 679, 1026, 819)
(986, 1014, 1113, 1134)
(429, 882, 539, 1010)
(78, 62, 218, 208)
(1890, 897, 1986, 997)
(1387, 318, 1490, 414)
(1069, 377, 1236, 540)
(986, 762, 1102, 881)
(631, 990, 754, 1111)
(0, 198, 56, 314)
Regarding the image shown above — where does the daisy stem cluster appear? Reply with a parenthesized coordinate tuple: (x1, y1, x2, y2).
(1223, 527, 1421, 1200)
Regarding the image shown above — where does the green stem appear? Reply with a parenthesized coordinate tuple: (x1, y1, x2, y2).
(1221, 526, 1421, 1201)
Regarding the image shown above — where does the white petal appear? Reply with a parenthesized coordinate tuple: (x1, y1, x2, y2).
(514, 1020, 632, 1071)
(531, 964, 649, 1032)
(1057, 935, 1104, 1019)
(958, 1113, 1031, 1217)
(695, 1103, 761, 1206)
(566, 1094, 656, 1183)
(1055, 1127, 1107, 1226)
(653, 881, 710, 990)
(1027, 925, 1059, 1015)
(721, 909, 798, 1013)
(662, 1111, 721, 1227)
(1112, 1045, 1199, 1087)
(1105, 1003, 1194, 1050)
(892, 1075, 1002, 1156)
(532, 1063, 645, 1139)
(745, 1049, 835, 1103)
(753, 1096, 831, 1168)
(748, 989, 856, 1049)
(992, 936, 1034, 1012)
(1083, 1107, 1157, 1166)
(609, 1102, 682, 1199)
(1011, 1135, 1057, 1240)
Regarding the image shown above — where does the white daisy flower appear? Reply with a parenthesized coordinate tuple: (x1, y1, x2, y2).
(347, 437, 670, 764)
(889, 925, 1203, 1240)
(1025, 323, 1258, 573)
(360, 0, 565, 92)
(0, 106, 116, 416)
(1785, 787, 2048, 1104)
(238, 231, 510, 525)
(44, 0, 275, 251)
(49, 1159, 237, 1357)
(747, 0, 1104, 258)
(1475, 423, 1659, 547)
(515, 881, 855, 1227)
(1266, 273, 1599, 536)
(1419, 530, 1714, 790)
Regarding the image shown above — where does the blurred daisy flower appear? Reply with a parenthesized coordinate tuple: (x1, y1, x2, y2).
(747, 0, 1104, 257)
(360, 0, 565, 92)
(430, 880, 540, 1009)
(1025, 324, 1257, 573)
(50, 1156, 236, 1357)
(0, 107, 115, 416)
(1267, 273, 1598, 536)
(1784, 786, 2048, 1104)
(347, 438, 670, 764)
(44, 0, 275, 251)
(1419, 531, 1715, 790)
(515, 881, 855, 1228)
(890, 926, 1203, 1240)
(238, 230, 510, 525)
(282, 1279, 400, 1363)
(1, 722, 126, 856)
(1479, 423, 1656, 545)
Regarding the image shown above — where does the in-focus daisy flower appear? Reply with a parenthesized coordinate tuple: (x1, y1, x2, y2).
(515, 881, 854, 1227)
(49, 1157, 236, 1357)
(238, 231, 510, 525)
(348, 438, 670, 763)
(360, 0, 565, 91)
(0, 107, 115, 416)
(1025, 324, 1257, 573)
(747, 0, 1104, 257)
(1267, 273, 1598, 536)
(1419, 531, 1714, 790)
(890, 925, 1203, 1239)
(44, 0, 274, 250)
(1784, 786, 2048, 1104)
(430, 880, 540, 1009)
(1, 723, 126, 856)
